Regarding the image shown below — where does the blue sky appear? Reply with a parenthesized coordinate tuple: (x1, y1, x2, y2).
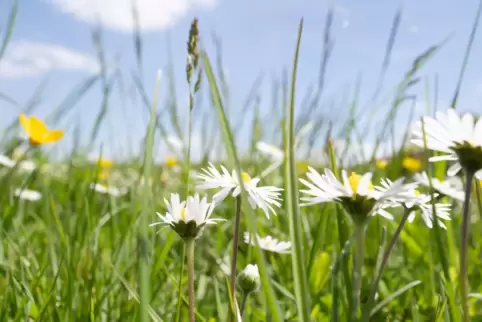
(1, 0, 482, 160)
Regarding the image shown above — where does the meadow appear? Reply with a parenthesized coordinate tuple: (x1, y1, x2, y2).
(2, 2, 482, 322)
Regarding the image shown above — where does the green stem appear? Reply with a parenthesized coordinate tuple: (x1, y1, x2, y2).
(362, 207, 410, 321)
(229, 196, 242, 301)
(351, 223, 366, 321)
(460, 170, 474, 322)
(186, 238, 196, 322)
(240, 292, 249, 318)
(175, 244, 186, 321)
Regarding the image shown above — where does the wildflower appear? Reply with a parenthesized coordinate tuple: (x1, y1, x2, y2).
(243, 232, 291, 253)
(376, 159, 388, 169)
(412, 109, 482, 321)
(256, 141, 311, 176)
(19, 114, 64, 145)
(0, 155, 15, 168)
(402, 157, 422, 172)
(14, 188, 42, 201)
(166, 156, 178, 168)
(299, 167, 416, 225)
(256, 142, 284, 161)
(150, 193, 224, 239)
(237, 264, 260, 294)
(97, 158, 113, 168)
(414, 172, 465, 202)
(376, 179, 451, 228)
(411, 109, 482, 178)
(0, 155, 36, 172)
(89, 183, 127, 197)
(196, 163, 283, 218)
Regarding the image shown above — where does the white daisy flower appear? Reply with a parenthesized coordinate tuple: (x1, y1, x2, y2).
(89, 183, 127, 197)
(411, 109, 482, 178)
(375, 179, 452, 229)
(243, 232, 292, 254)
(0, 155, 15, 168)
(256, 141, 284, 177)
(414, 172, 465, 202)
(196, 163, 283, 218)
(14, 188, 42, 201)
(150, 193, 224, 239)
(0, 155, 37, 172)
(299, 167, 416, 224)
(256, 142, 284, 161)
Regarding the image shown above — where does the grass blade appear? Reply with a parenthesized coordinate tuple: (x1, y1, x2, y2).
(284, 18, 311, 322)
(202, 50, 283, 321)
(370, 280, 422, 317)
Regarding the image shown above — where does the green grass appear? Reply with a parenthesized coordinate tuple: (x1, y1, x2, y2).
(2, 2, 482, 321)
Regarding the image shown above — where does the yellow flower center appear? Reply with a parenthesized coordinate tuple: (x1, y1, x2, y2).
(98, 158, 113, 168)
(348, 172, 373, 194)
(241, 172, 252, 183)
(414, 189, 421, 196)
(166, 156, 178, 168)
(376, 159, 388, 169)
(402, 157, 422, 172)
(19, 113, 64, 145)
(180, 207, 186, 220)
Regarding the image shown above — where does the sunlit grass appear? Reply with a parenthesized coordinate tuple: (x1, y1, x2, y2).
(2, 2, 482, 321)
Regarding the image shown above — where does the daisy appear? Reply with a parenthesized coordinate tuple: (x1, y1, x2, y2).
(299, 167, 416, 225)
(150, 193, 224, 239)
(411, 109, 482, 178)
(90, 183, 127, 197)
(0, 155, 36, 172)
(375, 179, 452, 229)
(0, 155, 15, 168)
(237, 264, 260, 294)
(256, 142, 284, 161)
(243, 232, 291, 254)
(414, 172, 465, 202)
(14, 188, 42, 201)
(256, 141, 284, 177)
(196, 163, 283, 218)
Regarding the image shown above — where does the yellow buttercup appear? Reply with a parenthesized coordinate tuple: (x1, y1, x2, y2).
(19, 114, 64, 145)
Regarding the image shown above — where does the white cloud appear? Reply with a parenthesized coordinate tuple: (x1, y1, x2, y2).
(47, 0, 217, 32)
(0, 41, 99, 79)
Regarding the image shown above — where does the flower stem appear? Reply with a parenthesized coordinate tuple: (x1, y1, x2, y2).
(362, 207, 410, 321)
(175, 243, 186, 322)
(460, 170, 474, 322)
(351, 223, 366, 321)
(240, 292, 249, 317)
(186, 238, 196, 322)
(229, 196, 242, 301)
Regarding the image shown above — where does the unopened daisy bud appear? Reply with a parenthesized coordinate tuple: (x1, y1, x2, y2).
(237, 264, 260, 294)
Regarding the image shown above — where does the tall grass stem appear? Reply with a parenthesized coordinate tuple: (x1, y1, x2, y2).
(284, 19, 311, 322)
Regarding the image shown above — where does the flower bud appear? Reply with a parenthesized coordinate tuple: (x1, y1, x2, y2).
(237, 264, 260, 294)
